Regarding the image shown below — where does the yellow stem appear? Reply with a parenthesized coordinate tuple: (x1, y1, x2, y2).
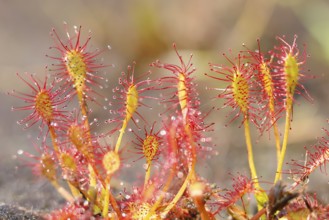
(50, 180, 74, 202)
(76, 92, 121, 217)
(102, 176, 112, 218)
(49, 125, 82, 200)
(183, 117, 213, 219)
(48, 125, 61, 159)
(161, 169, 194, 217)
(243, 117, 259, 188)
(78, 187, 102, 211)
(272, 121, 281, 164)
(86, 159, 121, 217)
(244, 118, 268, 217)
(184, 123, 197, 180)
(77, 94, 104, 186)
(144, 167, 176, 220)
(67, 182, 82, 199)
(145, 125, 178, 220)
(115, 119, 128, 153)
(77, 93, 93, 155)
(101, 168, 123, 217)
(78, 95, 104, 213)
(76, 93, 102, 188)
(161, 123, 197, 217)
(88, 163, 97, 202)
(192, 195, 214, 220)
(269, 97, 281, 164)
(274, 102, 292, 183)
(144, 162, 152, 190)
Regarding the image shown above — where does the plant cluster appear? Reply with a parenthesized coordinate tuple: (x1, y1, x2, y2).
(10, 24, 329, 219)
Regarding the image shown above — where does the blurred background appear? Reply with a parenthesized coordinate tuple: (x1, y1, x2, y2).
(0, 0, 328, 212)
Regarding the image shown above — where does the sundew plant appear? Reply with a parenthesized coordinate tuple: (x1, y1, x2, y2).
(9, 24, 329, 219)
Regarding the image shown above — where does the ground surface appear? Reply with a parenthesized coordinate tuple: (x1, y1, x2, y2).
(0, 158, 65, 219)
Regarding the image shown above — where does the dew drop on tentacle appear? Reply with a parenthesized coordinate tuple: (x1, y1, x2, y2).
(160, 130, 166, 136)
(177, 171, 184, 179)
(83, 200, 89, 207)
(143, 163, 148, 170)
(50, 122, 58, 127)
